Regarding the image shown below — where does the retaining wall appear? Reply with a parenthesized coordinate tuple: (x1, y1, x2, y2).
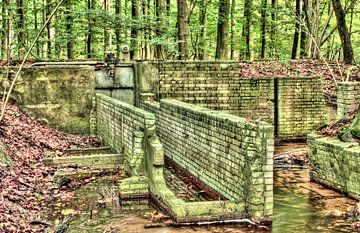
(95, 95, 273, 221)
(95, 94, 157, 175)
(308, 133, 360, 199)
(0, 67, 95, 135)
(142, 99, 274, 217)
(337, 82, 360, 119)
(136, 61, 326, 138)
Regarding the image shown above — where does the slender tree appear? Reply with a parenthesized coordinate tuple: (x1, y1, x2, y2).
(215, 0, 230, 60)
(16, 0, 25, 60)
(331, 0, 353, 64)
(130, 0, 140, 59)
(242, 0, 253, 60)
(230, 0, 235, 60)
(155, 0, 166, 59)
(260, 0, 267, 59)
(270, 0, 277, 57)
(177, 0, 189, 60)
(198, 0, 209, 60)
(291, 0, 301, 59)
(87, 0, 94, 58)
(104, 0, 110, 54)
(300, 0, 308, 58)
(115, 0, 122, 58)
(65, 0, 73, 59)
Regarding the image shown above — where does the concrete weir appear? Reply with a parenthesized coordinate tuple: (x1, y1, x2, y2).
(93, 93, 273, 223)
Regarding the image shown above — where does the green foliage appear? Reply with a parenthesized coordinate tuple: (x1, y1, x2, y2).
(0, 0, 358, 62)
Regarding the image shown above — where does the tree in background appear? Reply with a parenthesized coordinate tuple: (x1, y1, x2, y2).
(0, 0, 358, 63)
(215, 0, 230, 59)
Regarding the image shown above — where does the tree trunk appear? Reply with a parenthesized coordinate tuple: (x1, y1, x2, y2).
(45, 0, 52, 59)
(65, 0, 74, 59)
(260, 0, 267, 59)
(33, 0, 40, 57)
(300, 0, 308, 58)
(215, 0, 230, 60)
(87, 0, 94, 58)
(155, 0, 166, 59)
(291, 0, 300, 59)
(270, 0, 277, 58)
(177, 0, 189, 60)
(230, 0, 235, 60)
(130, 0, 140, 60)
(104, 0, 110, 55)
(198, 0, 208, 60)
(242, 0, 252, 61)
(331, 0, 353, 64)
(1, 0, 9, 61)
(16, 0, 25, 60)
(115, 0, 122, 58)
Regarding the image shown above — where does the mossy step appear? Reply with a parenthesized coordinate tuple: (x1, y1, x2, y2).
(61, 146, 113, 155)
(44, 154, 124, 169)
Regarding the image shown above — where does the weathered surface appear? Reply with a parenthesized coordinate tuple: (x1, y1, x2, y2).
(143, 99, 274, 217)
(95, 94, 154, 175)
(0, 67, 96, 135)
(308, 133, 360, 200)
(136, 61, 326, 138)
(44, 154, 123, 169)
(95, 95, 273, 222)
(337, 82, 360, 119)
(277, 77, 325, 138)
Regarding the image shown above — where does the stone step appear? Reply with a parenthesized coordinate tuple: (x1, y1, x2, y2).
(60, 146, 113, 155)
(44, 154, 124, 169)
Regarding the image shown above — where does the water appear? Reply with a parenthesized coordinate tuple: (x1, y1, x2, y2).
(273, 169, 356, 233)
(45, 144, 358, 233)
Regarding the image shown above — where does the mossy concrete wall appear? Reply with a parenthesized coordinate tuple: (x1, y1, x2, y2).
(142, 99, 274, 217)
(337, 82, 360, 119)
(135, 61, 326, 138)
(0, 67, 95, 135)
(308, 133, 360, 199)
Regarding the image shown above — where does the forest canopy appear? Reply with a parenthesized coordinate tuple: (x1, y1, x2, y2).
(0, 0, 359, 64)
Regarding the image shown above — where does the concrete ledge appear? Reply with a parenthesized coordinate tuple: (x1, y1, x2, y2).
(44, 154, 123, 169)
(308, 133, 360, 200)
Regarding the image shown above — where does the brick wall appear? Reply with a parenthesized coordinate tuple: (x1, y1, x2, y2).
(156, 62, 275, 124)
(143, 99, 274, 216)
(95, 94, 157, 175)
(308, 133, 360, 199)
(136, 61, 326, 138)
(337, 82, 360, 119)
(277, 77, 326, 138)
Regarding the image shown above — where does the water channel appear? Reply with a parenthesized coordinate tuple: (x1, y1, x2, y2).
(46, 143, 358, 233)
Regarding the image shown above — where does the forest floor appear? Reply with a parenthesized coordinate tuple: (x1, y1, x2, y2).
(0, 101, 100, 232)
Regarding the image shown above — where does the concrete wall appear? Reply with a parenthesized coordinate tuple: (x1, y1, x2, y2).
(136, 61, 326, 138)
(96, 64, 135, 105)
(308, 133, 360, 200)
(337, 82, 360, 119)
(0, 67, 95, 135)
(142, 99, 274, 217)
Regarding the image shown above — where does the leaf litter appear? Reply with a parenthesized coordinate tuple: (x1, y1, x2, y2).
(0, 101, 100, 232)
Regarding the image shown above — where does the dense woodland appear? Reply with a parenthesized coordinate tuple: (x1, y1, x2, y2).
(0, 0, 359, 64)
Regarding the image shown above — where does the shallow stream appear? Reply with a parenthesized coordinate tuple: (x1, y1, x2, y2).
(46, 143, 357, 232)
